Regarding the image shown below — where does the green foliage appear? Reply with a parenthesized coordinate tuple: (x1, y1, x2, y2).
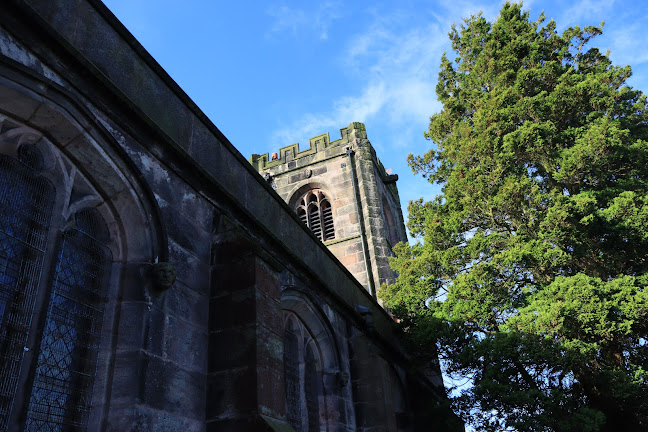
(381, 3, 648, 431)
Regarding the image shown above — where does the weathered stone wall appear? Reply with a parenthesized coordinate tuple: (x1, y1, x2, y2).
(0, 1, 461, 431)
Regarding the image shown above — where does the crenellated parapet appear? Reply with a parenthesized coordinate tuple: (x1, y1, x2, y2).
(249, 122, 397, 187)
(249, 122, 368, 171)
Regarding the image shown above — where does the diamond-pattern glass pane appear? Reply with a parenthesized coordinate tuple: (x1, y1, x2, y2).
(25, 214, 111, 432)
(0, 152, 54, 431)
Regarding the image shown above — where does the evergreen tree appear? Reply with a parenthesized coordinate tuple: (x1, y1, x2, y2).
(381, 3, 648, 431)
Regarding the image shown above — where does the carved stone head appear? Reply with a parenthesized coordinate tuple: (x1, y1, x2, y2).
(152, 262, 176, 290)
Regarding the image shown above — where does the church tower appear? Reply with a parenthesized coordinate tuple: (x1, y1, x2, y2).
(250, 122, 407, 297)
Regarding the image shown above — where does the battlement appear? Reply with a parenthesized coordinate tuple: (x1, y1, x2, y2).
(249, 122, 367, 171)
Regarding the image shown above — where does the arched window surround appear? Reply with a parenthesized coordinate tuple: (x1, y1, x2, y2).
(288, 185, 336, 242)
(281, 286, 355, 431)
(282, 312, 324, 432)
(0, 72, 166, 431)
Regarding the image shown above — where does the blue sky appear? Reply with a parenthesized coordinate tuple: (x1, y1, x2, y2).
(101, 0, 648, 241)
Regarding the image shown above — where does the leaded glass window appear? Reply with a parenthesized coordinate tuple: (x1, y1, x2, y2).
(295, 190, 334, 242)
(0, 147, 54, 430)
(25, 209, 111, 431)
(0, 138, 111, 432)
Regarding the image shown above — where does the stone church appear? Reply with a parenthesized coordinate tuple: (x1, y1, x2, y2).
(0, 1, 462, 431)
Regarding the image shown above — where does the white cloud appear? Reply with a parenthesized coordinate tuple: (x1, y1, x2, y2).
(267, 0, 511, 150)
(266, 2, 343, 40)
(559, 0, 615, 26)
(266, 5, 307, 37)
(270, 14, 448, 148)
(607, 22, 648, 66)
(434, 0, 502, 25)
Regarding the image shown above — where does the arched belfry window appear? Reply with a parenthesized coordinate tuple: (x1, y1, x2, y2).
(0, 118, 113, 432)
(295, 189, 334, 241)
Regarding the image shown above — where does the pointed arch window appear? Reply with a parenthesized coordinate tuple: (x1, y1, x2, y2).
(0, 133, 112, 431)
(0, 145, 54, 430)
(283, 314, 322, 432)
(295, 189, 334, 241)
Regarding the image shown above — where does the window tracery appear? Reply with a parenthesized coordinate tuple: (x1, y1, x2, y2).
(0, 118, 112, 432)
(295, 189, 334, 241)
